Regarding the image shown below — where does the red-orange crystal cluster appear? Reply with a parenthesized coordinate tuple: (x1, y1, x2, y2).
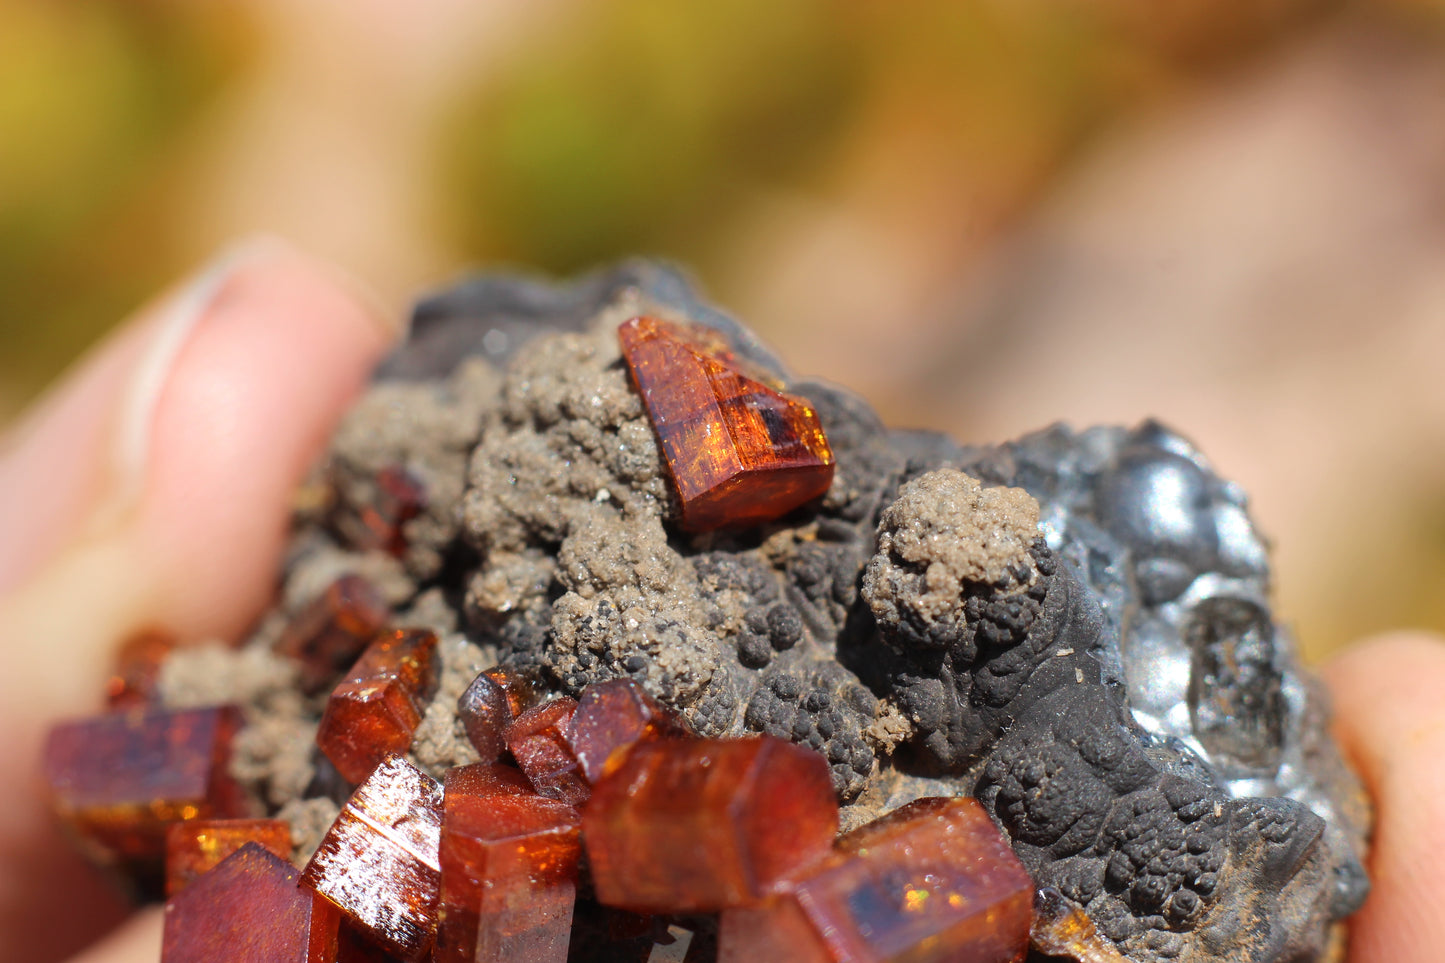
(162, 843, 339, 963)
(317, 628, 438, 784)
(48, 668, 1042, 963)
(165, 817, 292, 896)
(618, 316, 835, 531)
(36, 303, 1068, 963)
(718, 797, 1034, 963)
(43, 705, 248, 874)
(301, 755, 445, 961)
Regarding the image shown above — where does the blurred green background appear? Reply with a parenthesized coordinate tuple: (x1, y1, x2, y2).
(3, 0, 1445, 660)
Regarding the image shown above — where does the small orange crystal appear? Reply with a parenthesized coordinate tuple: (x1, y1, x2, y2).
(718, 797, 1034, 963)
(43, 705, 248, 873)
(340, 464, 427, 556)
(566, 678, 683, 784)
(582, 736, 838, 913)
(301, 755, 444, 961)
(1030, 887, 1132, 963)
(316, 628, 438, 784)
(457, 667, 534, 762)
(275, 575, 391, 693)
(618, 317, 835, 532)
(165, 817, 293, 896)
(162, 843, 339, 963)
(504, 698, 589, 807)
(104, 629, 175, 709)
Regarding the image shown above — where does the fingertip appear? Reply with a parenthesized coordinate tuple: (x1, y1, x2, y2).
(138, 241, 395, 641)
(1323, 631, 1445, 963)
(0, 239, 396, 755)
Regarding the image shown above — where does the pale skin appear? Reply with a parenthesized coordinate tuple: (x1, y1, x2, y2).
(0, 242, 1436, 963)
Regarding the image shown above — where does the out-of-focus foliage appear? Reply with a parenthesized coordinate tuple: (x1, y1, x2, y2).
(0, 1, 251, 410)
(0, 0, 1339, 414)
(442, 0, 860, 272)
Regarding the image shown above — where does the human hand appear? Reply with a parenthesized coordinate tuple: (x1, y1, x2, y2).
(0, 242, 1437, 963)
(0, 239, 396, 962)
(1323, 633, 1445, 963)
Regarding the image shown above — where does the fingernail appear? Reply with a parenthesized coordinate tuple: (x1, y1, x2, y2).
(84, 237, 285, 535)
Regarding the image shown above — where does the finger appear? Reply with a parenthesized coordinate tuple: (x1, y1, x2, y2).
(62, 910, 162, 963)
(1322, 632, 1445, 963)
(0, 238, 395, 722)
(0, 239, 396, 962)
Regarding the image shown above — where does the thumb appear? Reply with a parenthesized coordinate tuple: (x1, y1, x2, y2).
(0, 238, 397, 962)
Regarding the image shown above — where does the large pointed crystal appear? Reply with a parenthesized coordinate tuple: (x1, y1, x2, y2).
(618, 316, 834, 531)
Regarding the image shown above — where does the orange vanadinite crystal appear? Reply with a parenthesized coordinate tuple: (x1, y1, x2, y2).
(105, 629, 176, 709)
(340, 464, 427, 556)
(163, 843, 339, 963)
(316, 628, 438, 784)
(486, 666, 536, 717)
(566, 678, 683, 784)
(43, 705, 248, 872)
(504, 698, 589, 807)
(618, 317, 835, 532)
(275, 574, 391, 693)
(582, 736, 838, 913)
(457, 668, 535, 761)
(718, 797, 1034, 963)
(435, 767, 582, 963)
(301, 755, 445, 961)
(165, 818, 293, 896)
(1030, 887, 1132, 963)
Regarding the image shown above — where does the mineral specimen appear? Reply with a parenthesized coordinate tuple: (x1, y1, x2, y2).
(300, 755, 444, 960)
(582, 736, 839, 912)
(161, 843, 339, 963)
(164, 817, 292, 895)
(316, 628, 438, 784)
(718, 797, 1033, 963)
(45, 261, 1371, 963)
(618, 315, 835, 531)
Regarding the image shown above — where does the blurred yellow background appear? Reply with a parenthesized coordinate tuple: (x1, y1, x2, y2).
(2, 0, 1444, 661)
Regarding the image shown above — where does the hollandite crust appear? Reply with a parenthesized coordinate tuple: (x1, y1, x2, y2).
(160, 261, 1370, 962)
